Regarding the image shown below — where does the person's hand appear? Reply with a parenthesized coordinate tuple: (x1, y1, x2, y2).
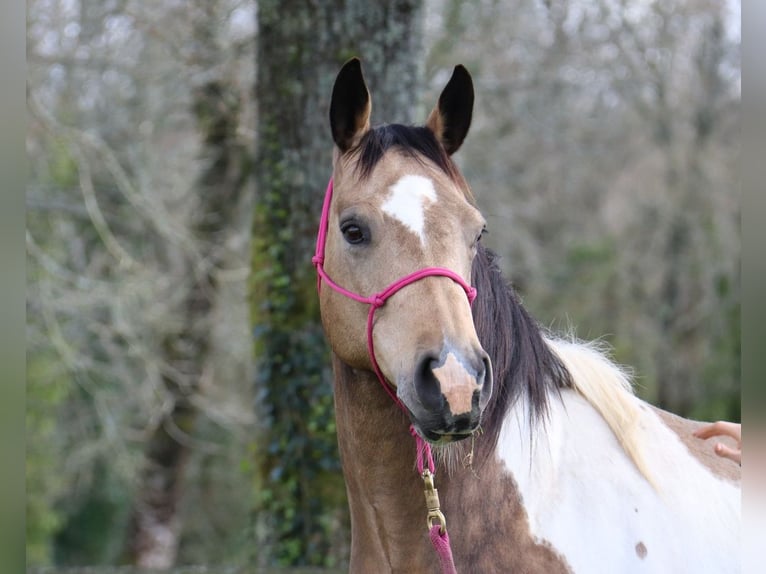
(693, 421, 741, 464)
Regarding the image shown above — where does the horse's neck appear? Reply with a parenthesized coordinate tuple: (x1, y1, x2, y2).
(332, 342, 740, 573)
(331, 355, 436, 570)
(332, 355, 573, 572)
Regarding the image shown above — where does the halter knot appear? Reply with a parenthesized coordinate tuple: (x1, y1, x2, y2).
(467, 286, 478, 304)
(371, 294, 386, 309)
(311, 254, 324, 266)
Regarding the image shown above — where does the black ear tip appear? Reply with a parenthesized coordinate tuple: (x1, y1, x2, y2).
(335, 57, 366, 89)
(341, 57, 363, 75)
(444, 65, 474, 105)
(452, 65, 472, 83)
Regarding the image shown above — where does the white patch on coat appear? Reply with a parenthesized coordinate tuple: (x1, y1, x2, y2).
(381, 174, 437, 244)
(496, 341, 740, 573)
(546, 337, 655, 486)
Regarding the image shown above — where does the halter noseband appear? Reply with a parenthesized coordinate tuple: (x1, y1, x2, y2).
(312, 177, 477, 408)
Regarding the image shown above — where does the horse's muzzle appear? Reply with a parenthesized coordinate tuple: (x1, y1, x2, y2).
(407, 347, 493, 442)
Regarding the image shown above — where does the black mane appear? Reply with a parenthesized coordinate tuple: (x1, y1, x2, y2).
(471, 243, 573, 462)
(352, 124, 461, 182)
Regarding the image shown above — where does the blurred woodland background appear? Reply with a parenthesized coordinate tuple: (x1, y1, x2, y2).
(27, 0, 740, 570)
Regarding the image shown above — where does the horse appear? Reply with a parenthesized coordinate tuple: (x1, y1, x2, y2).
(313, 57, 740, 573)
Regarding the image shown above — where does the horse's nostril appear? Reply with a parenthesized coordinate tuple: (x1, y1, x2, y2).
(414, 354, 444, 411)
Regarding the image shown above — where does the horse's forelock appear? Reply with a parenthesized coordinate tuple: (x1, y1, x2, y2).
(349, 124, 468, 195)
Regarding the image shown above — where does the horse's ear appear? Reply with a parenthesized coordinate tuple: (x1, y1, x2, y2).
(330, 58, 371, 153)
(426, 65, 474, 155)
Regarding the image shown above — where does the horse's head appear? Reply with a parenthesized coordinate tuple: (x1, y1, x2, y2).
(318, 58, 492, 444)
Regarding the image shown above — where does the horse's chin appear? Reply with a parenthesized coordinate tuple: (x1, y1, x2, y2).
(413, 425, 477, 445)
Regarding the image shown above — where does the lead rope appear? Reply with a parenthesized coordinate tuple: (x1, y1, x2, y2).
(411, 427, 458, 574)
(313, 178, 462, 574)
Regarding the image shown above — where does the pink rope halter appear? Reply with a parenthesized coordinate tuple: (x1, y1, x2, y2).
(312, 177, 477, 405)
(312, 177, 471, 573)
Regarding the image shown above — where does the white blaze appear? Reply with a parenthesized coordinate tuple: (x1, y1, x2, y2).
(381, 174, 437, 244)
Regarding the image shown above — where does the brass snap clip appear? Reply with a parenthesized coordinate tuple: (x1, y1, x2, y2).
(422, 468, 447, 534)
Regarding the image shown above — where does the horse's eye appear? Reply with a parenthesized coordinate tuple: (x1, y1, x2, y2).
(341, 222, 367, 245)
(476, 226, 488, 244)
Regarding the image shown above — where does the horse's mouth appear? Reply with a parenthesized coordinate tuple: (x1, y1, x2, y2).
(418, 427, 476, 445)
(405, 404, 481, 444)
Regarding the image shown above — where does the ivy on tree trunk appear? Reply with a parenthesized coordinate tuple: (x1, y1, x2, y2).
(250, 0, 424, 567)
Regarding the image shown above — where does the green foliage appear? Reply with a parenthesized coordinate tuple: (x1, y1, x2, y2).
(691, 290, 741, 423)
(27, 350, 134, 567)
(26, 352, 70, 566)
(53, 462, 132, 566)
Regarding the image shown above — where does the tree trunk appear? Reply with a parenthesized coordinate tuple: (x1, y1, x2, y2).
(126, 3, 249, 567)
(250, 0, 424, 566)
